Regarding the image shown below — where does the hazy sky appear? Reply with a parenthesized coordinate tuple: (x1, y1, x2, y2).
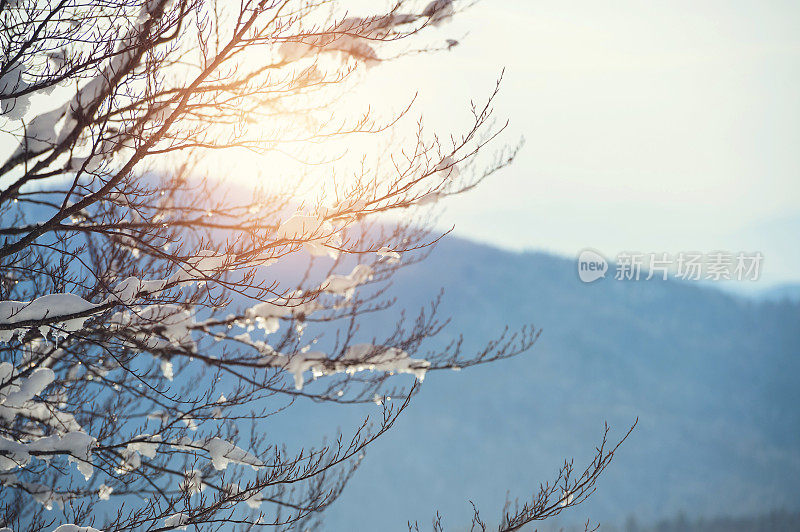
(3, 1, 798, 285)
(362, 0, 800, 286)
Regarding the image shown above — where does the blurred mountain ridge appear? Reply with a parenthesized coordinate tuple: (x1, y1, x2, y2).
(302, 236, 800, 530)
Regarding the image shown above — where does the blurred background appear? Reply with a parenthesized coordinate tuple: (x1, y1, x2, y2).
(367, 0, 800, 290)
(3, 1, 798, 530)
(284, 1, 800, 529)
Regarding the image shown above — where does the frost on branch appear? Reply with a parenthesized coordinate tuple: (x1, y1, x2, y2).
(0, 61, 32, 119)
(322, 264, 374, 299)
(107, 276, 168, 305)
(0, 363, 81, 433)
(276, 213, 342, 258)
(126, 434, 161, 458)
(109, 304, 196, 350)
(0, 294, 98, 343)
(163, 513, 189, 530)
(0, 431, 95, 480)
(422, 0, 455, 26)
(261, 344, 431, 391)
(277, 1, 455, 66)
(169, 436, 263, 471)
(205, 437, 264, 471)
(52, 526, 102, 532)
(180, 469, 203, 494)
(0, 363, 94, 482)
(170, 250, 231, 285)
(0, 0, 571, 529)
(98, 484, 113, 500)
(376, 247, 402, 263)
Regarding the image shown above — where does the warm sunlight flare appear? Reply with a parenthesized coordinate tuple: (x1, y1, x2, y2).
(0, 1, 557, 530)
(2, 0, 797, 530)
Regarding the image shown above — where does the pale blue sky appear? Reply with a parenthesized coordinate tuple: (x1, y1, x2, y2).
(3, 1, 798, 286)
(364, 0, 800, 286)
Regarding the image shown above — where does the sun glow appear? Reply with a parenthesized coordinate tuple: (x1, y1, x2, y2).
(176, 69, 417, 211)
(151, 10, 430, 211)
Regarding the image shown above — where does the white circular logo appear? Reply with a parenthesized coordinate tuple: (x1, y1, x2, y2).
(577, 249, 608, 283)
